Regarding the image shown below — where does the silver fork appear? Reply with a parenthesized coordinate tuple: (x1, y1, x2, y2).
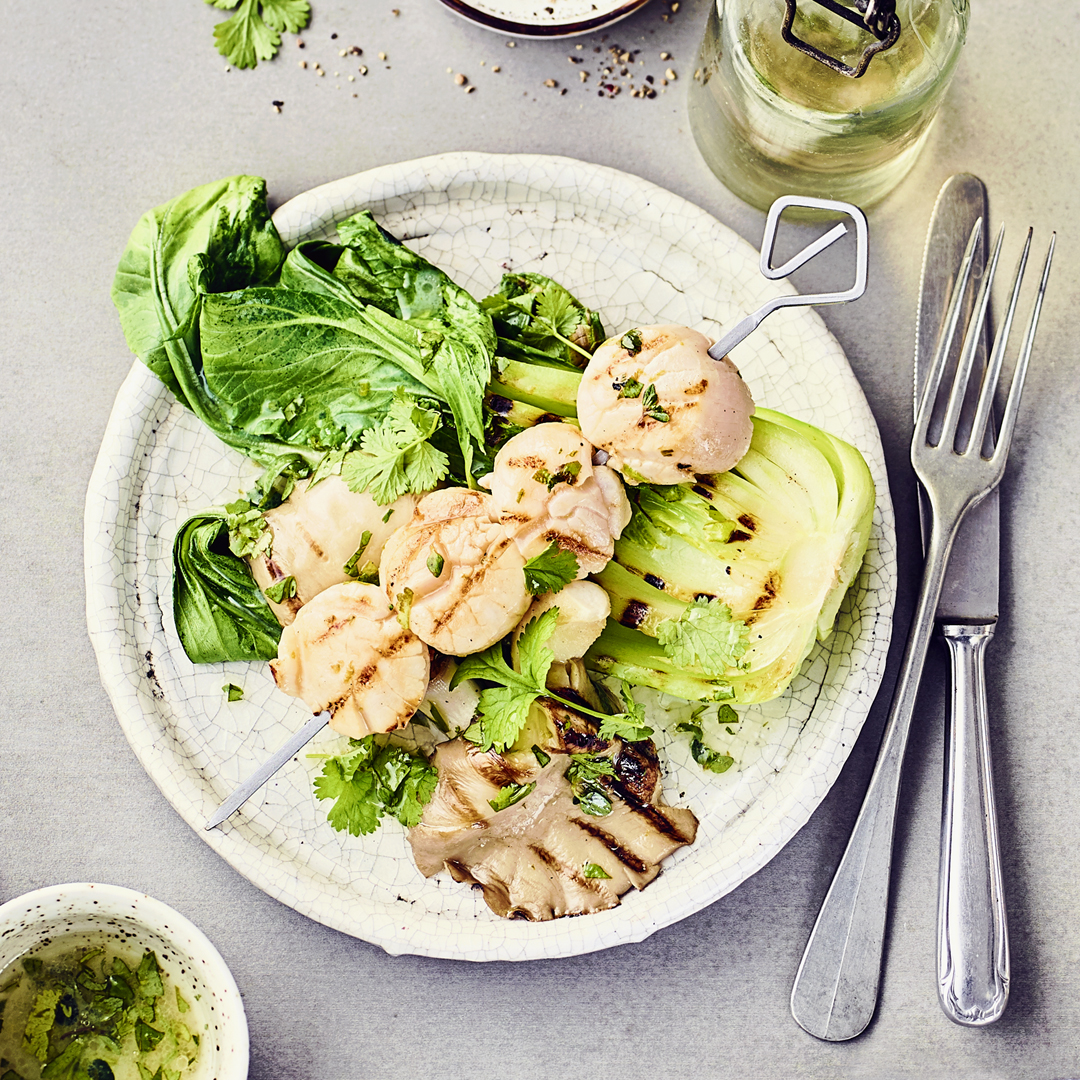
(789, 219, 1055, 1042)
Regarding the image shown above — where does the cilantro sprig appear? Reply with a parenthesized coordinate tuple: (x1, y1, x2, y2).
(341, 397, 450, 505)
(313, 734, 438, 836)
(207, 0, 311, 69)
(656, 596, 750, 678)
(453, 610, 648, 752)
(522, 542, 579, 595)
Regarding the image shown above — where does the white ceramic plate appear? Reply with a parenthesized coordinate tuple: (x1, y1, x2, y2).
(436, 0, 651, 38)
(85, 152, 896, 962)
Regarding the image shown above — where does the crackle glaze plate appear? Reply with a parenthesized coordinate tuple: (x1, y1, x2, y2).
(435, 0, 651, 38)
(85, 152, 896, 962)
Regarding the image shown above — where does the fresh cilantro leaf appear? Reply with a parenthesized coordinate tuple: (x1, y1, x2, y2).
(488, 781, 536, 812)
(223, 683, 244, 702)
(566, 752, 616, 816)
(340, 397, 449, 505)
(620, 329, 643, 354)
(657, 597, 749, 677)
(307, 446, 347, 490)
(426, 550, 445, 578)
(456, 608, 558, 751)
(597, 684, 653, 741)
(207, 0, 311, 69)
(522, 542, 579, 595)
(313, 735, 437, 835)
(583, 862, 612, 879)
(135, 1018, 165, 1053)
(24, 987, 61, 1060)
(263, 575, 296, 603)
(528, 286, 592, 361)
(641, 383, 670, 423)
(617, 376, 643, 399)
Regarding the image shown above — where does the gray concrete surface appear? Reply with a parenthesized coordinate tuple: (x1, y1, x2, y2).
(2, 1, 1078, 1077)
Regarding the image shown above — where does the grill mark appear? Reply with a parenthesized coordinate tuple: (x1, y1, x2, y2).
(429, 534, 516, 634)
(753, 571, 779, 611)
(685, 379, 708, 395)
(644, 573, 665, 591)
(737, 513, 757, 532)
(619, 599, 650, 629)
(728, 529, 752, 543)
(573, 817, 649, 874)
(488, 394, 513, 416)
(608, 779, 696, 843)
(692, 482, 714, 499)
(529, 843, 604, 894)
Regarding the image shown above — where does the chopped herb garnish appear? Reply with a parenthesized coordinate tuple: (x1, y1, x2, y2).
(641, 383, 670, 423)
(533, 459, 582, 491)
(263, 575, 297, 603)
(343, 530, 373, 579)
(617, 376, 644, 399)
(566, 753, 616, 816)
(426, 550, 445, 578)
(395, 587, 415, 630)
(620, 328, 643, 354)
(488, 781, 536, 812)
(531, 744, 551, 767)
(223, 683, 244, 702)
(583, 862, 612, 879)
(382, 508, 394, 523)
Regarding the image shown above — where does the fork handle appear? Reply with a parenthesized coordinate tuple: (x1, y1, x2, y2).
(937, 622, 1010, 1025)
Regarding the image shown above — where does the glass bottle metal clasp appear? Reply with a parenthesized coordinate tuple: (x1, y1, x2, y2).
(781, 0, 902, 77)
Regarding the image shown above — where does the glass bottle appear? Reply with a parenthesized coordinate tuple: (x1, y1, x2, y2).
(688, 0, 969, 211)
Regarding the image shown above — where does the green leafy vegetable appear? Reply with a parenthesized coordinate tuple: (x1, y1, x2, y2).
(206, 0, 311, 69)
(111, 175, 284, 423)
(313, 735, 438, 835)
(340, 396, 449, 504)
(172, 513, 282, 663)
(656, 597, 749, 678)
(488, 781, 536, 812)
(522, 542, 579, 596)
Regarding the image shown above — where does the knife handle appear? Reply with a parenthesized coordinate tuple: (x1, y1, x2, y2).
(937, 622, 1010, 1025)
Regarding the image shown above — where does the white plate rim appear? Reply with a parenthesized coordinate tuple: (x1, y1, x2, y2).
(85, 151, 896, 961)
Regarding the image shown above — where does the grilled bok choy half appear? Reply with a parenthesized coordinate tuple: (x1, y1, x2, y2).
(585, 408, 874, 703)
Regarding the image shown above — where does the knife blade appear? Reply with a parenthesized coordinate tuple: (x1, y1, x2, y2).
(204, 711, 330, 831)
(915, 173, 1009, 1026)
(914, 173, 998, 622)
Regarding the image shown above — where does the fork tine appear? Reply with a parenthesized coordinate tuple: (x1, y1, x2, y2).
(942, 223, 1005, 455)
(991, 230, 1056, 467)
(914, 218, 983, 449)
(970, 228, 1031, 457)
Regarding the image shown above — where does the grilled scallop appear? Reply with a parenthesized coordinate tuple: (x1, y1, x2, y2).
(270, 581, 429, 739)
(512, 580, 611, 665)
(484, 422, 631, 575)
(379, 488, 532, 656)
(576, 324, 755, 485)
(249, 476, 420, 625)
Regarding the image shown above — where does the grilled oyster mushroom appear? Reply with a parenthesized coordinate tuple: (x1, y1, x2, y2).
(408, 702, 698, 920)
(379, 488, 532, 656)
(270, 581, 429, 739)
(484, 422, 631, 575)
(249, 476, 420, 625)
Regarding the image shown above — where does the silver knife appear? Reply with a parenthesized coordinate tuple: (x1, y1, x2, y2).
(915, 174, 1009, 1026)
(204, 711, 330, 830)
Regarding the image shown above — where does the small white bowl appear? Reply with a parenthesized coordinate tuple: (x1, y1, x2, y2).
(0, 883, 248, 1080)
